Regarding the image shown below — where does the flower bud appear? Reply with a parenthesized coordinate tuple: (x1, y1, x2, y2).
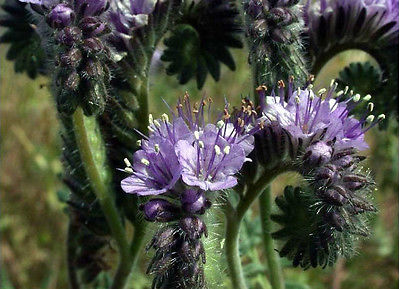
(79, 17, 109, 36)
(325, 211, 346, 232)
(46, 4, 75, 29)
(269, 8, 295, 27)
(181, 190, 211, 215)
(147, 227, 178, 251)
(60, 48, 82, 68)
(82, 37, 104, 54)
(304, 141, 333, 167)
(140, 199, 179, 222)
(180, 216, 208, 240)
(82, 59, 103, 79)
(57, 27, 83, 46)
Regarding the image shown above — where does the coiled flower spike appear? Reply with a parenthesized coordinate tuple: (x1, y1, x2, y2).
(121, 93, 260, 288)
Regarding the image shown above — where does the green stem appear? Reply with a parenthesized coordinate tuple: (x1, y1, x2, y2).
(259, 186, 284, 289)
(72, 108, 131, 289)
(224, 171, 278, 289)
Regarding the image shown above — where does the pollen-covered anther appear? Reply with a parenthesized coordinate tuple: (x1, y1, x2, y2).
(223, 146, 231, 155)
(154, 144, 160, 153)
(217, 120, 224, 129)
(124, 158, 132, 168)
(194, 131, 200, 140)
(367, 102, 374, 112)
(136, 140, 142, 146)
(214, 145, 221, 155)
(141, 158, 150, 166)
(148, 114, 154, 125)
(366, 115, 375, 124)
(317, 88, 327, 95)
(277, 80, 285, 88)
(153, 120, 161, 127)
(352, 94, 361, 102)
(161, 113, 169, 122)
(198, 141, 205, 148)
(378, 114, 386, 121)
(363, 94, 372, 101)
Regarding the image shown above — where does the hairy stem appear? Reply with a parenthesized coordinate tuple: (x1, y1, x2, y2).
(72, 108, 131, 289)
(224, 170, 279, 289)
(259, 186, 284, 289)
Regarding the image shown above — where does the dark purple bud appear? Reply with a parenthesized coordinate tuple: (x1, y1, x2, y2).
(304, 141, 333, 166)
(325, 211, 346, 231)
(180, 216, 208, 240)
(332, 155, 354, 168)
(82, 59, 103, 79)
(75, 0, 109, 16)
(271, 27, 291, 43)
(245, 0, 263, 18)
(46, 4, 75, 29)
(181, 190, 211, 215)
(140, 199, 179, 222)
(64, 71, 80, 91)
(57, 27, 82, 46)
(323, 189, 347, 206)
(269, 7, 296, 26)
(82, 37, 104, 54)
(79, 17, 109, 36)
(147, 227, 178, 251)
(60, 48, 82, 68)
(179, 240, 206, 263)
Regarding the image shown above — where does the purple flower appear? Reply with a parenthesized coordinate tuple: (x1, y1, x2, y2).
(121, 139, 181, 195)
(258, 80, 385, 152)
(109, 0, 157, 39)
(46, 3, 75, 28)
(121, 94, 258, 196)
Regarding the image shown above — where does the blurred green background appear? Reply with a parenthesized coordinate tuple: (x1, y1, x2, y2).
(1, 45, 398, 289)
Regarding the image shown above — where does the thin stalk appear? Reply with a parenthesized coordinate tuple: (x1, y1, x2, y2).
(259, 186, 284, 289)
(72, 108, 131, 289)
(224, 170, 279, 289)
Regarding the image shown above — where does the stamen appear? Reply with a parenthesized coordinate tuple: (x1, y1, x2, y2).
(194, 131, 200, 140)
(366, 115, 375, 124)
(344, 86, 349, 94)
(336, 90, 344, 97)
(124, 167, 134, 173)
(352, 94, 361, 102)
(223, 146, 231, 155)
(378, 114, 385, 121)
(214, 145, 221, 155)
(363, 94, 371, 101)
(198, 141, 205, 148)
(330, 79, 335, 87)
(148, 114, 154, 124)
(148, 126, 155, 132)
(154, 144, 160, 153)
(141, 158, 150, 166)
(318, 88, 327, 95)
(124, 158, 132, 167)
(136, 140, 142, 146)
(154, 120, 161, 127)
(217, 120, 224, 129)
(367, 102, 374, 112)
(161, 113, 169, 122)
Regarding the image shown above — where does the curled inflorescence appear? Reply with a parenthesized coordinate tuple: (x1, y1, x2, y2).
(121, 94, 260, 287)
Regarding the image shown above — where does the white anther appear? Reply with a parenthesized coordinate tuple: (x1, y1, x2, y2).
(217, 120, 225, 129)
(344, 86, 349, 94)
(223, 146, 231, 155)
(367, 102, 374, 112)
(363, 94, 372, 101)
(154, 120, 161, 127)
(366, 115, 375, 123)
(136, 140, 142, 146)
(318, 88, 327, 95)
(124, 167, 134, 173)
(295, 96, 300, 104)
(148, 114, 154, 124)
(148, 126, 155, 132)
(352, 94, 361, 102)
(198, 141, 205, 148)
(154, 144, 160, 153)
(214, 145, 221, 155)
(378, 114, 386, 121)
(349, 90, 354, 96)
(297, 87, 301, 95)
(141, 158, 150, 166)
(124, 158, 132, 167)
(194, 131, 200, 140)
(336, 90, 344, 97)
(307, 84, 314, 90)
(161, 113, 169, 122)
(330, 79, 335, 87)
